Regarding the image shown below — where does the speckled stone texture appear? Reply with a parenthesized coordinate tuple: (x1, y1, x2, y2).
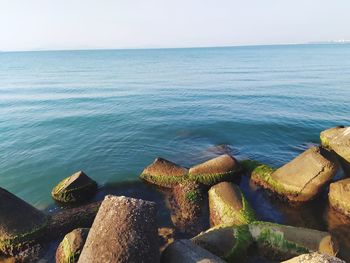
(78, 195, 159, 263)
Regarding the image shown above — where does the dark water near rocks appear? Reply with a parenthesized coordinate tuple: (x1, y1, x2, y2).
(1, 44, 350, 261)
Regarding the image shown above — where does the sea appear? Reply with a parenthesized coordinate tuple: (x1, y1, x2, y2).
(1, 45, 350, 238)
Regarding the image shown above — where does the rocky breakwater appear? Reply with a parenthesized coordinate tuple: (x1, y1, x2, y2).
(244, 146, 338, 202)
(321, 126, 350, 175)
(78, 195, 159, 263)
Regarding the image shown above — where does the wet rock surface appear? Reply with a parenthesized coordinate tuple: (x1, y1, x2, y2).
(329, 178, 350, 218)
(209, 182, 255, 226)
(56, 228, 89, 263)
(51, 171, 98, 203)
(78, 195, 159, 263)
(251, 147, 338, 202)
(321, 126, 350, 174)
(140, 158, 189, 188)
(189, 154, 241, 186)
(0, 187, 48, 256)
(161, 239, 226, 263)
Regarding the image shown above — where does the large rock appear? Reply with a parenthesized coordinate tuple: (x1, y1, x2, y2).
(140, 158, 188, 188)
(189, 154, 241, 186)
(282, 252, 345, 263)
(0, 187, 48, 256)
(209, 182, 255, 226)
(170, 181, 206, 235)
(56, 228, 89, 263)
(251, 147, 338, 202)
(161, 239, 226, 263)
(249, 221, 338, 261)
(192, 225, 253, 262)
(321, 126, 350, 174)
(51, 171, 98, 203)
(329, 178, 350, 217)
(78, 195, 159, 263)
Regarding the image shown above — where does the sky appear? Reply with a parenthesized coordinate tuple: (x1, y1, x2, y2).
(1, 0, 350, 51)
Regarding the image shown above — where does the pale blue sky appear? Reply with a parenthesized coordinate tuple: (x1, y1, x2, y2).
(1, 0, 350, 51)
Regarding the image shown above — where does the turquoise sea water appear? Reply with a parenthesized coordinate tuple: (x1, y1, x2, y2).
(0, 44, 349, 212)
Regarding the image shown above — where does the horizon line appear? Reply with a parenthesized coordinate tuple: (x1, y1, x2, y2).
(1, 41, 349, 53)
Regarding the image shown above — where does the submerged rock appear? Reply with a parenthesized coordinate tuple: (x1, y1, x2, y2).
(282, 252, 345, 263)
(329, 178, 350, 217)
(170, 181, 206, 235)
(251, 146, 338, 202)
(209, 182, 255, 226)
(321, 126, 350, 174)
(56, 228, 89, 263)
(192, 225, 253, 262)
(0, 187, 48, 256)
(78, 195, 159, 263)
(51, 171, 98, 203)
(140, 158, 188, 188)
(161, 239, 226, 263)
(189, 154, 241, 186)
(249, 221, 338, 261)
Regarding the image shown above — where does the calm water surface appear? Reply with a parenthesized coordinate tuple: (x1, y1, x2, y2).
(0, 44, 349, 210)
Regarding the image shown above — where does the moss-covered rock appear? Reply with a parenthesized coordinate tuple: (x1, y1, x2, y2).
(321, 126, 350, 175)
(170, 181, 206, 235)
(51, 171, 98, 203)
(209, 182, 256, 226)
(282, 252, 345, 263)
(191, 225, 253, 262)
(140, 158, 188, 188)
(0, 187, 48, 256)
(329, 178, 350, 218)
(251, 147, 338, 202)
(189, 154, 241, 186)
(56, 228, 89, 263)
(249, 221, 338, 261)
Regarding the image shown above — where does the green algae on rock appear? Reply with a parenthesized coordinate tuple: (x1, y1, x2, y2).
(321, 126, 350, 175)
(140, 158, 189, 188)
(0, 187, 48, 256)
(51, 171, 98, 203)
(191, 225, 253, 262)
(251, 146, 338, 202)
(188, 154, 241, 186)
(249, 221, 338, 261)
(56, 228, 89, 263)
(329, 178, 350, 218)
(209, 182, 255, 227)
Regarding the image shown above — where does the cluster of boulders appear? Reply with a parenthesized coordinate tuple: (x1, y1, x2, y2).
(0, 126, 349, 262)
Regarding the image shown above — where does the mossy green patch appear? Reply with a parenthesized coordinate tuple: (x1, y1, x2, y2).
(185, 190, 199, 203)
(320, 135, 330, 148)
(226, 225, 253, 262)
(251, 165, 287, 195)
(52, 181, 97, 203)
(140, 173, 187, 188)
(240, 160, 263, 175)
(188, 170, 236, 186)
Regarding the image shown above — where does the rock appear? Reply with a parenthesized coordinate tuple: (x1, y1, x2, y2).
(161, 239, 226, 263)
(192, 225, 253, 262)
(140, 158, 188, 188)
(170, 181, 207, 235)
(321, 126, 350, 174)
(189, 154, 241, 186)
(0, 187, 48, 256)
(249, 221, 339, 261)
(329, 178, 350, 218)
(78, 195, 159, 263)
(282, 252, 345, 263)
(158, 227, 175, 252)
(209, 182, 256, 226)
(51, 171, 98, 203)
(56, 228, 89, 263)
(251, 146, 338, 202)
